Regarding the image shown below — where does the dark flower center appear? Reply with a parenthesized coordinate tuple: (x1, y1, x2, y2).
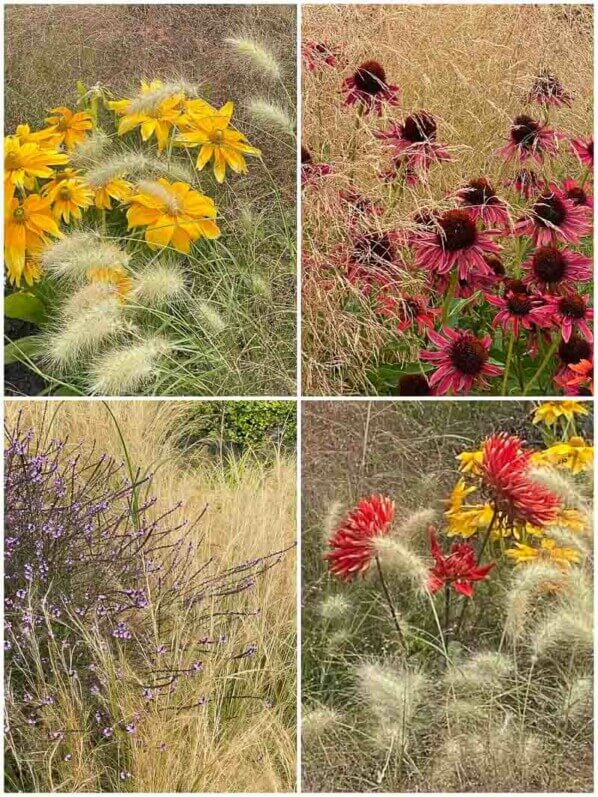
(402, 112, 437, 143)
(301, 147, 312, 164)
(588, 141, 594, 159)
(507, 293, 532, 316)
(530, 71, 566, 100)
(558, 335, 592, 364)
(504, 278, 528, 295)
(437, 210, 478, 251)
(462, 178, 499, 206)
(450, 336, 488, 376)
(484, 254, 505, 277)
(559, 294, 586, 319)
(532, 246, 566, 283)
(511, 115, 540, 149)
(532, 193, 567, 227)
(401, 298, 422, 320)
(397, 374, 431, 396)
(352, 233, 394, 268)
(412, 210, 438, 230)
(354, 61, 387, 95)
(566, 186, 587, 206)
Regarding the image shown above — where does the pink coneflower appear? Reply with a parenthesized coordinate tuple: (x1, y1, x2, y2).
(338, 190, 383, 224)
(434, 255, 504, 299)
(341, 60, 399, 116)
(480, 433, 560, 526)
(455, 178, 511, 228)
(378, 155, 419, 186)
(557, 178, 593, 212)
(527, 70, 572, 108)
(421, 327, 502, 395)
(344, 231, 402, 288)
(411, 209, 502, 282)
(397, 373, 434, 396)
(325, 495, 395, 581)
(497, 115, 562, 165)
(521, 245, 592, 292)
(302, 41, 345, 71)
(485, 290, 551, 337)
(375, 111, 452, 171)
(301, 147, 333, 186)
(514, 191, 592, 246)
(504, 169, 543, 200)
(570, 136, 593, 170)
(376, 291, 439, 335)
(544, 293, 593, 343)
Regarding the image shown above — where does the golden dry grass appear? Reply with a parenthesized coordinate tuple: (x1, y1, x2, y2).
(4, 400, 296, 792)
(301, 4, 593, 395)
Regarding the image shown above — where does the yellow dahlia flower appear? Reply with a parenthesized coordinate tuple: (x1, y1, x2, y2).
(108, 80, 185, 153)
(45, 107, 93, 151)
(456, 449, 483, 474)
(126, 178, 220, 254)
(176, 101, 261, 183)
(4, 136, 69, 194)
(46, 178, 93, 223)
(505, 538, 580, 567)
(532, 400, 588, 426)
(4, 194, 62, 281)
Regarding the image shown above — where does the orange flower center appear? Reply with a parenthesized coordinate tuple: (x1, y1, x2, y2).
(12, 207, 26, 222)
(58, 185, 73, 201)
(5, 152, 21, 170)
(56, 117, 70, 132)
(210, 130, 225, 145)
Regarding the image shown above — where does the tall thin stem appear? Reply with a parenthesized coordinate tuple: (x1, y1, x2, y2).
(501, 330, 515, 396)
(375, 555, 407, 650)
(523, 339, 558, 395)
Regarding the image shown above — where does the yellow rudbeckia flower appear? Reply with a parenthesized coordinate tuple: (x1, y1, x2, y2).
(456, 449, 483, 475)
(126, 178, 220, 254)
(4, 194, 62, 282)
(540, 437, 594, 475)
(4, 136, 69, 195)
(14, 124, 62, 150)
(532, 401, 588, 426)
(88, 266, 132, 301)
(46, 178, 93, 224)
(92, 178, 132, 210)
(176, 101, 261, 183)
(45, 107, 93, 151)
(108, 80, 184, 153)
(505, 538, 580, 568)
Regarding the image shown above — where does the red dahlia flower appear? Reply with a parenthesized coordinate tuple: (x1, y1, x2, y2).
(421, 327, 502, 395)
(504, 169, 543, 200)
(514, 190, 592, 246)
(325, 494, 395, 581)
(455, 178, 511, 228)
(302, 41, 345, 71)
(411, 209, 502, 282)
(497, 115, 563, 165)
(527, 70, 572, 108)
(301, 147, 333, 186)
(427, 528, 494, 597)
(375, 111, 452, 172)
(570, 136, 593, 170)
(544, 293, 593, 343)
(341, 60, 400, 116)
(521, 245, 592, 292)
(562, 358, 593, 396)
(480, 433, 560, 526)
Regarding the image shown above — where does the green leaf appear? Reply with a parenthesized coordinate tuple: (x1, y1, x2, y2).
(4, 292, 47, 324)
(4, 336, 43, 365)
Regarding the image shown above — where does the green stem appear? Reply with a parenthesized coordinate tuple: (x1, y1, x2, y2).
(441, 270, 458, 325)
(523, 338, 559, 395)
(375, 556, 407, 651)
(443, 584, 451, 652)
(501, 329, 516, 396)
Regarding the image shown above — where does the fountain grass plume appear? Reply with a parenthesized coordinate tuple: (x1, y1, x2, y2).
(87, 336, 171, 395)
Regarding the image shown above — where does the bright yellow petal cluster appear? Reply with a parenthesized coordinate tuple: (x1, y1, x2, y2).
(456, 449, 483, 475)
(4, 136, 69, 196)
(88, 266, 132, 300)
(532, 401, 589, 426)
(505, 538, 581, 568)
(46, 178, 94, 224)
(108, 80, 185, 153)
(176, 101, 261, 183)
(126, 178, 220, 254)
(532, 436, 593, 475)
(93, 178, 132, 210)
(4, 194, 62, 284)
(44, 107, 93, 151)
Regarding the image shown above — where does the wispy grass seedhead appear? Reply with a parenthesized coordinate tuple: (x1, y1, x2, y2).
(132, 260, 187, 306)
(247, 98, 295, 136)
(562, 676, 592, 725)
(531, 571, 592, 659)
(395, 507, 437, 542)
(128, 79, 198, 114)
(87, 336, 171, 395)
(372, 536, 429, 593)
(320, 593, 351, 621)
(61, 281, 123, 319)
(224, 36, 281, 81)
(42, 233, 130, 281)
(529, 466, 589, 508)
(321, 500, 344, 545)
(195, 300, 227, 336)
(43, 298, 128, 369)
(70, 130, 110, 167)
(444, 651, 512, 692)
(302, 706, 342, 740)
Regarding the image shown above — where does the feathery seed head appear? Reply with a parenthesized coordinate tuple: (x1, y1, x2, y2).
(247, 98, 295, 135)
(132, 260, 187, 306)
(70, 130, 110, 167)
(505, 561, 571, 641)
(60, 281, 122, 319)
(128, 80, 197, 115)
(44, 299, 127, 369)
(444, 651, 512, 692)
(396, 507, 437, 542)
(195, 301, 227, 336)
(88, 336, 171, 395)
(322, 500, 344, 545)
(42, 233, 130, 281)
(224, 37, 281, 80)
(372, 536, 429, 593)
(320, 593, 351, 621)
(302, 706, 342, 740)
(529, 466, 589, 508)
(562, 676, 592, 724)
